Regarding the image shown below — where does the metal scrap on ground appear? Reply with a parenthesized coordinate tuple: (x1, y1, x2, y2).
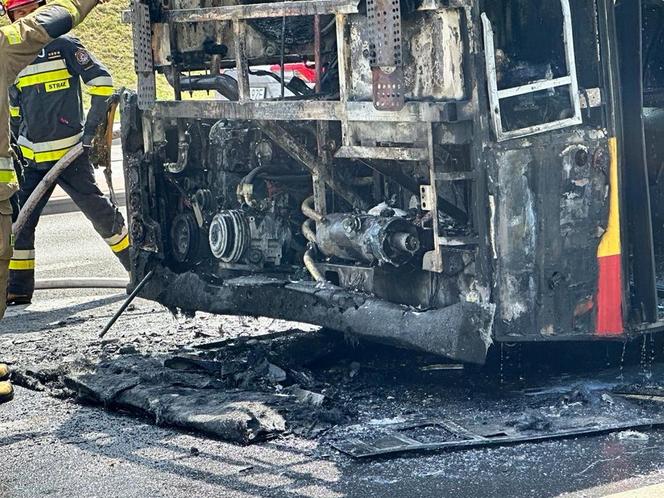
(10, 324, 664, 457)
(332, 417, 664, 459)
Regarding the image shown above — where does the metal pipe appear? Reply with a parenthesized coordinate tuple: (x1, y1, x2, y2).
(314, 14, 322, 94)
(302, 218, 317, 244)
(280, 12, 286, 99)
(302, 195, 323, 223)
(303, 248, 325, 283)
(35, 278, 129, 290)
(183, 73, 369, 210)
(99, 270, 155, 338)
(179, 74, 240, 98)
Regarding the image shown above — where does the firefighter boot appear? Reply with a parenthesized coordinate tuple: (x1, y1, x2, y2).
(0, 364, 14, 404)
(0, 380, 14, 404)
(7, 293, 31, 306)
(7, 248, 34, 305)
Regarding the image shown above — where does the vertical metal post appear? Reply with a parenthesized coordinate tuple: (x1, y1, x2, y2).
(173, 68, 182, 101)
(314, 14, 322, 94)
(616, 0, 658, 322)
(233, 20, 250, 101)
(313, 14, 327, 217)
(336, 13, 352, 146)
(315, 119, 329, 218)
(335, 14, 348, 103)
(559, 0, 582, 122)
(461, 2, 491, 295)
(422, 124, 443, 273)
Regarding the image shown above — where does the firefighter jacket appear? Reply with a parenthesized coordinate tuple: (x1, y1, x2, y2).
(0, 0, 99, 213)
(10, 35, 113, 170)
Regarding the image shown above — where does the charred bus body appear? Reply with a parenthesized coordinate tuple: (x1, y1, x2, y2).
(122, 0, 664, 364)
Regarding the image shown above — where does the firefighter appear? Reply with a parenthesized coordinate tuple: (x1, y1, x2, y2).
(0, 0, 109, 402)
(6, 0, 130, 306)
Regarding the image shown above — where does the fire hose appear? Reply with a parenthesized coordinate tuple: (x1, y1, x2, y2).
(12, 91, 129, 292)
(12, 143, 83, 238)
(11, 143, 129, 291)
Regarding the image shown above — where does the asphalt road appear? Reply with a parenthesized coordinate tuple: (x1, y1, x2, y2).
(1, 211, 664, 497)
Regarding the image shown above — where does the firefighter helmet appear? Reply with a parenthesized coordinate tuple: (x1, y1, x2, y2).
(1, 0, 43, 18)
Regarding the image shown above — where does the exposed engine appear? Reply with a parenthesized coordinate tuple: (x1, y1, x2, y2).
(121, 0, 632, 363)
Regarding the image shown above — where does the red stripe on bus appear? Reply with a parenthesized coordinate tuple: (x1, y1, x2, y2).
(595, 254, 624, 336)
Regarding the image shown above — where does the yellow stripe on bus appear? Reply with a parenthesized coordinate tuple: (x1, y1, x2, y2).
(597, 137, 621, 258)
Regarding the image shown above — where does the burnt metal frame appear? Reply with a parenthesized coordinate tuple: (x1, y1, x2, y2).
(163, 0, 358, 22)
(480, 0, 583, 141)
(150, 100, 454, 122)
(125, 0, 664, 342)
(134, 0, 475, 274)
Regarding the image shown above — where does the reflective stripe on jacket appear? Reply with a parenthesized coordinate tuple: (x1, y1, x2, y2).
(10, 34, 113, 169)
(0, 0, 100, 203)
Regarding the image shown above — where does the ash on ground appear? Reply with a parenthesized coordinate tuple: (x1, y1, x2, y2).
(4, 294, 664, 457)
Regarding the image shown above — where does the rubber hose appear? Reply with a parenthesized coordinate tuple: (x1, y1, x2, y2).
(35, 278, 129, 290)
(12, 144, 84, 238)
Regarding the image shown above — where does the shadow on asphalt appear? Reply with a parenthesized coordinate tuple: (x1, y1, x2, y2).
(51, 406, 341, 498)
(0, 431, 50, 448)
(0, 294, 126, 335)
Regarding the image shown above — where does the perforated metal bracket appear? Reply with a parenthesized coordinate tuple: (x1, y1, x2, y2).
(132, 0, 156, 110)
(420, 185, 435, 211)
(367, 0, 405, 111)
(481, 0, 582, 141)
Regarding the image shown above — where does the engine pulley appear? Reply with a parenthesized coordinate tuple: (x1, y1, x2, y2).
(170, 212, 200, 263)
(209, 210, 250, 263)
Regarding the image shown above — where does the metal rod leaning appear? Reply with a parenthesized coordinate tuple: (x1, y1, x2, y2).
(99, 270, 155, 338)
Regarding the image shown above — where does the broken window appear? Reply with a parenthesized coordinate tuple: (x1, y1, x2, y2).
(481, 0, 583, 141)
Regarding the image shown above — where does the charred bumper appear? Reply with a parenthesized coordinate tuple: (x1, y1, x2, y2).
(138, 268, 495, 365)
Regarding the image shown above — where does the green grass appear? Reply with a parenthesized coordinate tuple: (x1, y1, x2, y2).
(1, 3, 171, 104)
(2, 4, 217, 123)
(72, 3, 172, 101)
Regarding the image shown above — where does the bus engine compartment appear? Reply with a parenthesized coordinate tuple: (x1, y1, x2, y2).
(122, 0, 662, 364)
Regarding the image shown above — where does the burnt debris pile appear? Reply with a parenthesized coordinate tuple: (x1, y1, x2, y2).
(11, 328, 664, 456)
(13, 329, 353, 444)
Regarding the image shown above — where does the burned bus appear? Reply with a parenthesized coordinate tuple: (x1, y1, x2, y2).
(121, 0, 664, 364)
